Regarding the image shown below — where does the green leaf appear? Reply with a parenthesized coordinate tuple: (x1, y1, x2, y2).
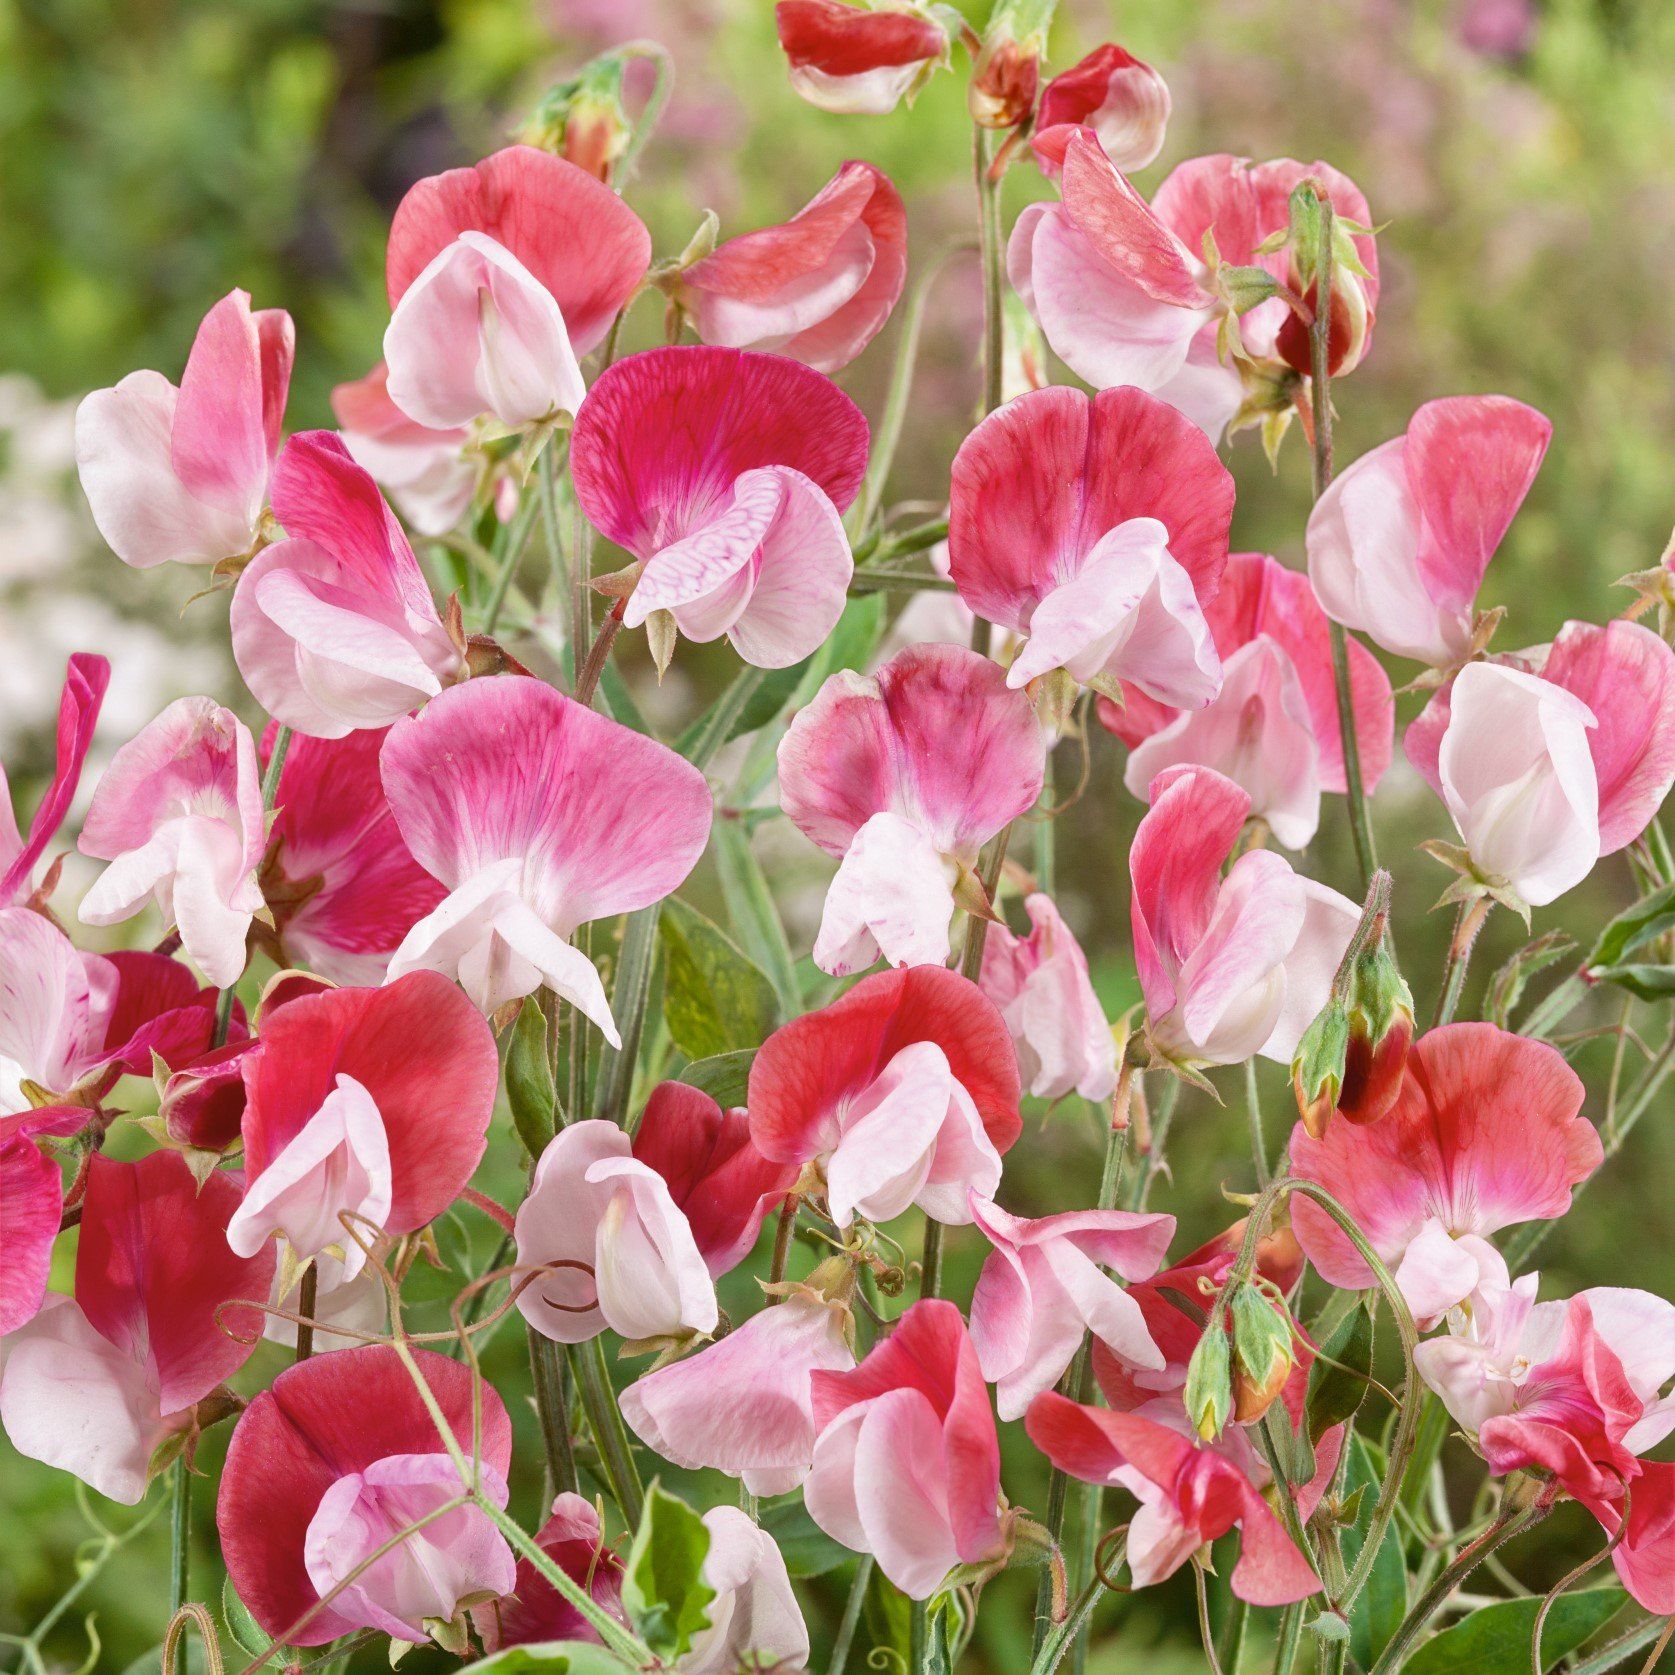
(596, 660, 652, 736)
(1587, 880, 1675, 971)
(457, 1643, 634, 1673)
(620, 1482, 716, 1661)
(712, 816, 801, 1016)
(1589, 961, 1675, 1001)
(1402, 1588, 1627, 1675)
(506, 998, 557, 1153)
(679, 1048, 755, 1108)
(761, 1497, 854, 1578)
(1306, 1298, 1375, 1440)
(659, 897, 779, 1061)
(221, 1575, 294, 1668)
(1341, 1437, 1405, 1670)
(1486, 930, 1574, 1028)
(862, 1561, 913, 1671)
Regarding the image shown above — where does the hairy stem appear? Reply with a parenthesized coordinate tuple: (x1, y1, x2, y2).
(1434, 896, 1493, 1028)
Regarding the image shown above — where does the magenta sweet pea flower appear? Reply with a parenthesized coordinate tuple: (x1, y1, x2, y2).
(948, 385, 1233, 707)
(1307, 395, 1552, 664)
(571, 346, 869, 670)
(331, 362, 478, 537)
(806, 1299, 1005, 1599)
(381, 675, 712, 1031)
(382, 145, 650, 431)
(748, 965, 1023, 1229)
(777, 644, 1045, 974)
(473, 1492, 625, 1652)
(1034, 45, 1171, 176)
(1289, 1023, 1601, 1325)
(218, 1345, 514, 1646)
(0, 1151, 274, 1502)
(774, 0, 949, 114)
(0, 1107, 86, 1336)
(75, 290, 293, 570)
(77, 697, 266, 988)
(1130, 766, 1359, 1066)
(683, 161, 907, 372)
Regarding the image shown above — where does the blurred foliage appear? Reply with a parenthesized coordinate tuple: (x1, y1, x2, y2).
(2, 0, 1674, 1670)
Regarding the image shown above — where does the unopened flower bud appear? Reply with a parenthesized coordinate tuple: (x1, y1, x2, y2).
(521, 54, 633, 182)
(969, 0, 1056, 129)
(1230, 1286, 1295, 1423)
(1274, 179, 1377, 379)
(1338, 936, 1413, 1128)
(1291, 997, 1351, 1141)
(1184, 1322, 1233, 1442)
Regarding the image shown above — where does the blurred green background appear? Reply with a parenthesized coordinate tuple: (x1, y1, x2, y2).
(3, 0, 1674, 1670)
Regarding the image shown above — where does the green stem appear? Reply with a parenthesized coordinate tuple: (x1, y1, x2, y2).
(1244, 1058, 1269, 1188)
(569, 494, 595, 697)
(919, 1218, 944, 1300)
(1037, 749, 1057, 897)
(974, 125, 1006, 417)
(1271, 1601, 1306, 1675)
(768, 1195, 799, 1291)
(168, 1458, 191, 1630)
(260, 724, 292, 805)
(294, 1264, 317, 1363)
(1434, 896, 1492, 1028)
(1029, 1567, 1112, 1675)
(827, 1556, 873, 1675)
(1123, 1077, 1179, 1211)
(529, 1331, 580, 1501)
(958, 820, 1014, 982)
(481, 490, 540, 635)
(846, 566, 959, 595)
(595, 905, 659, 1127)
(575, 1333, 644, 1529)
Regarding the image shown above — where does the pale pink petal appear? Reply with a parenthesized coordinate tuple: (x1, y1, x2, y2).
(1037, 47, 1170, 174)
(813, 810, 955, 977)
(1392, 1219, 1486, 1325)
(803, 1404, 870, 1552)
(686, 1508, 809, 1675)
(852, 1388, 962, 1599)
(1260, 879, 1359, 1061)
(1575, 1289, 1675, 1455)
(584, 1155, 718, 1342)
(0, 908, 114, 1102)
(824, 1039, 956, 1227)
(916, 1081, 1004, 1225)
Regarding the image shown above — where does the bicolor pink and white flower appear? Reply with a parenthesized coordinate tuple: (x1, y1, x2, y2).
(571, 346, 868, 669)
(806, 1299, 1005, 1599)
(748, 965, 1023, 1228)
(774, 0, 949, 114)
(0, 1151, 273, 1502)
(1307, 396, 1552, 665)
(331, 362, 478, 537)
(77, 697, 266, 988)
(1034, 45, 1171, 176)
(969, 1195, 1174, 1419)
(218, 1345, 514, 1646)
(383, 145, 650, 430)
(948, 385, 1233, 706)
(683, 161, 907, 372)
(777, 644, 1045, 974)
(1290, 1023, 1601, 1325)
(381, 675, 712, 1032)
(75, 290, 293, 570)
(1130, 766, 1359, 1066)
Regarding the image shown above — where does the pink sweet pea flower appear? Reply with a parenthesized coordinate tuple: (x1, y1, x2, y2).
(622, 1290, 857, 1496)
(1034, 46, 1171, 176)
(1, 652, 109, 907)
(571, 346, 869, 670)
(683, 161, 907, 372)
(685, 1507, 810, 1675)
(1307, 396, 1552, 664)
(331, 362, 478, 537)
(774, 0, 949, 114)
(777, 644, 1045, 974)
(229, 974, 499, 1280)
(382, 145, 650, 431)
(968, 1195, 1174, 1420)
(77, 697, 266, 988)
(0, 1107, 86, 1336)
(0, 1151, 273, 1502)
(231, 433, 463, 738)
(806, 1299, 1005, 1599)
(1105, 552, 1394, 849)
(473, 1492, 625, 1652)
(748, 965, 1023, 1229)
(979, 892, 1119, 1102)
(75, 290, 293, 570)
(1130, 766, 1359, 1066)
(258, 724, 446, 985)
(381, 675, 712, 1032)
(948, 385, 1233, 707)
(218, 1345, 514, 1646)
(1025, 1397, 1322, 1605)
(1289, 1023, 1600, 1325)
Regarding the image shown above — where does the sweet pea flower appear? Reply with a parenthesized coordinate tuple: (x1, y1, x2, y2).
(257, 724, 445, 985)
(0, 1107, 86, 1336)
(777, 644, 1045, 974)
(948, 385, 1233, 707)
(1105, 551, 1394, 849)
(968, 1195, 1174, 1420)
(1130, 766, 1360, 1066)
(0, 1151, 273, 1502)
(473, 1492, 625, 1652)
(774, 0, 949, 115)
(1034, 45, 1171, 176)
(1289, 1023, 1600, 1325)
(684, 1507, 810, 1675)
(75, 290, 293, 570)
(979, 892, 1119, 1102)
(383, 145, 650, 431)
(229, 975, 499, 1281)
(748, 965, 1023, 1229)
(382, 675, 712, 1032)
(231, 433, 463, 738)
(219, 1345, 514, 1646)
(571, 346, 868, 670)
(331, 362, 477, 537)
(77, 698, 266, 988)
(683, 161, 907, 372)
(1307, 396, 1552, 664)
(1, 652, 108, 907)
(806, 1299, 1006, 1599)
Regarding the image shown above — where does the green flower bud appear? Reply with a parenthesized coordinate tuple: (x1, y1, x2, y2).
(1230, 1285, 1295, 1423)
(1184, 1323, 1233, 1442)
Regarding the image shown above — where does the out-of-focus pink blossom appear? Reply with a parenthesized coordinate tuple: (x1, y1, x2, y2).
(774, 0, 949, 115)
(382, 675, 711, 1030)
(684, 162, 907, 372)
(332, 363, 478, 537)
(777, 644, 1045, 973)
(77, 697, 266, 988)
(75, 290, 293, 569)
(571, 347, 867, 669)
(1130, 766, 1359, 1066)
(1035, 46, 1171, 176)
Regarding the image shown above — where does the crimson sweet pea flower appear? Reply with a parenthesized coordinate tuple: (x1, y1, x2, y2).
(806, 1299, 1006, 1599)
(0, 1150, 273, 1502)
(774, 0, 950, 115)
(777, 644, 1045, 974)
(0, 1107, 86, 1335)
(571, 346, 868, 671)
(218, 1345, 515, 1647)
(331, 362, 477, 537)
(683, 161, 907, 372)
(473, 1491, 625, 1652)
(1034, 45, 1172, 176)
(748, 965, 1023, 1229)
(75, 290, 293, 570)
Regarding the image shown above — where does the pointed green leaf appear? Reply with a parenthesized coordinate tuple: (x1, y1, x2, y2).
(1402, 1588, 1626, 1675)
(506, 998, 557, 1153)
(620, 1482, 716, 1660)
(659, 897, 779, 1061)
(713, 816, 800, 1016)
(1307, 1298, 1375, 1440)
(678, 1048, 755, 1108)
